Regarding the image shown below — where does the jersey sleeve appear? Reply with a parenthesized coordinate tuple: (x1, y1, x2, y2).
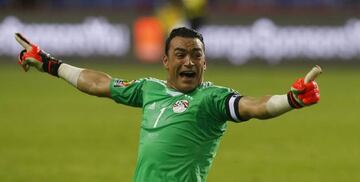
(206, 87, 248, 123)
(109, 78, 146, 107)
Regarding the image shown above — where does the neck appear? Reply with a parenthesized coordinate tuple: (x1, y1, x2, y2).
(165, 80, 202, 93)
(165, 80, 178, 91)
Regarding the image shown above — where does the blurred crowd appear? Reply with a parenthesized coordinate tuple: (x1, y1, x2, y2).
(0, 0, 359, 63)
(0, 0, 359, 9)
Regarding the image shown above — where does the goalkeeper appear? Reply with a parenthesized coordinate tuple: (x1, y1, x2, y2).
(15, 27, 320, 182)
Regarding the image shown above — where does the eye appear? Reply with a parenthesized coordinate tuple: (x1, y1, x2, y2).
(192, 52, 203, 59)
(175, 53, 186, 59)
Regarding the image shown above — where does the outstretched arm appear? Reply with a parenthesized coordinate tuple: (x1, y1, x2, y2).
(238, 66, 321, 120)
(76, 69, 112, 97)
(238, 95, 275, 120)
(58, 63, 112, 97)
(15, 33, 112, 98)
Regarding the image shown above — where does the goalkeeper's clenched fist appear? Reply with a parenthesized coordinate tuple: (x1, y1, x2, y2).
(16, 33, 62, 76)
(288, 78, 320, 108)
(18, 44, 63, 76)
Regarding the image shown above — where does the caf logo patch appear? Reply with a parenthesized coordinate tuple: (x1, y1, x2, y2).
(114, 80, 132, 87)
(172, 100, 189, 113)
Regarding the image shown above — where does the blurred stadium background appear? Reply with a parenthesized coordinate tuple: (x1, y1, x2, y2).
(0, 0, 359, 181)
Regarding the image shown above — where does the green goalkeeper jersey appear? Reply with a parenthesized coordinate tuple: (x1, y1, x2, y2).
(110, 77, 246, 182)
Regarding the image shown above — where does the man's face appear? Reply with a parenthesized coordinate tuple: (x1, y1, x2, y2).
(163, 36, 206, 93)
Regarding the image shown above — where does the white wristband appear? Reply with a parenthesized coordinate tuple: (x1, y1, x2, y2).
(266, 95, 292, 117)
(58, 63, 84, 87)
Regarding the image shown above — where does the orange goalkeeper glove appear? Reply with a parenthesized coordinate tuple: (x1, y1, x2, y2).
(287, 78, 320, 108)
(16, 33, 62, 77)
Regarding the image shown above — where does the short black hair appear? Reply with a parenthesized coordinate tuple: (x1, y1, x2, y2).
(165, 27, 205, 55)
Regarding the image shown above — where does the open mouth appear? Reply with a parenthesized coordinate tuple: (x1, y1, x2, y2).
(179, 71, 196, 78)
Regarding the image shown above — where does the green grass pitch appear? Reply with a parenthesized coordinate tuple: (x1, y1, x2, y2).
(0, 61, 359, 182)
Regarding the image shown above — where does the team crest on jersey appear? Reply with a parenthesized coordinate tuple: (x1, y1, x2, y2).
(113, 80, 133, 87)
(172, 100, 189, 113)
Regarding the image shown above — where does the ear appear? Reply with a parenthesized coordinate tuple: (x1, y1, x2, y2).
(163, 55, 169, 70)
(203, 61, 207, 71)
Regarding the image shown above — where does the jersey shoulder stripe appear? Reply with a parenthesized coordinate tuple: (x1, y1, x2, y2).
(144, 77, 167, 87)
(200, 81, 235, 93)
